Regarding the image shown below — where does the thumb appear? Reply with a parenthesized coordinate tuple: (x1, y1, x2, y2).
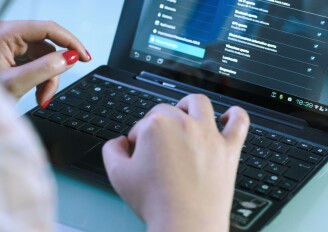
(3, 50, 79, 98)
(102, 136, 131, 191)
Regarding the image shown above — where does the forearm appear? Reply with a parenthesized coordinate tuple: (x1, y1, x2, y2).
(0, 86, 56, 232)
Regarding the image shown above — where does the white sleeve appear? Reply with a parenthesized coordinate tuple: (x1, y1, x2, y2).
(0, 86, 56, 232)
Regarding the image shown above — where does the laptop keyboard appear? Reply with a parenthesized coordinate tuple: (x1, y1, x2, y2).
(32, 75, 328, 202)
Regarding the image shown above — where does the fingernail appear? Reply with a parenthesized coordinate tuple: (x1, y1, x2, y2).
(85, 50, 92, 60)
(63, 50, 79, 65)
(41, 99, 52, 109)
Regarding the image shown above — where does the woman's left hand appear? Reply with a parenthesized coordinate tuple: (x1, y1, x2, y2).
(0, 20, 91, 108)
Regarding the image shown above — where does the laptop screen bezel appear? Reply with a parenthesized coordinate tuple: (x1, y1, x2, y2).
(108, 0, 328, 129)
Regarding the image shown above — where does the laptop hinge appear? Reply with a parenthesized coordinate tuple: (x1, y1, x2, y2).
(136, 71, 308, 130)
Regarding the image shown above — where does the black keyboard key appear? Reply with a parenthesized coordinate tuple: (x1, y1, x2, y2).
(60, 106, 79, 117)
(246, 133, 255, 142)
(242, 143, 254, 153)
(79, 102, 97, 112)
(121, 94, 137, 104)
(133, 108, 148, 118)
(168, 101, 177, 106)
(265, 163, 287, 175)
(281, 137, 297, 146)
(112, 84, 127, 92)
(75, 111, 95, 122)
(109, 112, 130, 123)
(101, 99, 117, 109)
(126, 117, 139, 126)
(90, 116, 111, 128)
(68, 88, 88, 98)
(240, 178, 258, 190)
(140, 93, 153, 100)
(116, 104, 136, 114)
(251, 128, 267, 136)
(288, 148, 322, 164)
(87, 76, 101, 83)
(100, 80, 113, 88)
(251, 137, 272, 148)
(244, 167, 267, 181)
(57, 95, 83, 107)
(76, 79, 93, 89)
(85, 94, 101, 103)
(269, 142, 290, 154)
(236, 175, 244, 185)
(240, 153, 250, 163)
(106, 90, 121, 98)
(280, 179, 297, 191)
(298, 142, 312, 151)
(64, 119, 84, 129)
(79, 125, 101, 135)
(246, 157, 267, 169)
(96, 129, 120, 140)
(238, 165, 247, 174)
(265, 174, 282, 186)
(107, 122, 128, 133)
(90, 85, 107, 95)
(33, 109, 53, 119)
(49, 113, 69, 124)
(312, 147, 328, 156)
(127, 89, 140, 96)
(94, 107, 112, 117)
(153, 97, 167, 103)
(270, 153, 290, 165)
(251, 147, 271, 159)
(47, 101, 65, 112)
(270, 188, 287, 201)
(266, 133, 282, 141)
(256, 184, 272, 195)
(284, 159, 313, 182)
(136, 99, 154, 110)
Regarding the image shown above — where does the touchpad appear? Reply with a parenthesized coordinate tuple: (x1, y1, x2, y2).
(78, 143, 106, 174)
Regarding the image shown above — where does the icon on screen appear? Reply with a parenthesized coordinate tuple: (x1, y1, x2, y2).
(134, 52, 140, 58)
(146, 55, 152, 62)
(157, 58, 164, 64)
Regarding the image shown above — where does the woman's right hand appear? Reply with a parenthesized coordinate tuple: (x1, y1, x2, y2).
(103, 94, 250, 232)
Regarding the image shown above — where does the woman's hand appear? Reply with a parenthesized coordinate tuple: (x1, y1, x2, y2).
(103, 94, 250, 232)
(0, 20, 91, 108)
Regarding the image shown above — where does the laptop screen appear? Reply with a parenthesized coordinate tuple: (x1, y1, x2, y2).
(129, 0, 328, 116)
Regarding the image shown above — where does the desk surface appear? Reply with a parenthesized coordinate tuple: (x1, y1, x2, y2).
(3, 0, 328, 231)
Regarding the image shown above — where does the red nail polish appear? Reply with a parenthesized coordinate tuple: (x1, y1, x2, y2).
(85, 50, 92, 60)
(63, 50, 79, 65)
(41, 99, 52, 109)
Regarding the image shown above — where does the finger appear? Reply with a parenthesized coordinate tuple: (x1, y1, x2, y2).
(128, 103, 186, 142)
(3, 50, 79, 98)
(102, 136, 131, 189)
(35, 75, 59, 107)
(220, 106, 250, 146)
(176, 94, 215, 125)
(10, 20, 90, 61)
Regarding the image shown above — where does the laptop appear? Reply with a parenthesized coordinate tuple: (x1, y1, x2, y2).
(27, 0, 328, 231)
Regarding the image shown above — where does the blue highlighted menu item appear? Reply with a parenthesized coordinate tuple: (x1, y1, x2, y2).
(149, 34, 206, 59)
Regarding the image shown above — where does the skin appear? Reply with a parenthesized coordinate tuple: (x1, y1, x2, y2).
(0, 20, 91, 106)
(103, 94, 250, 232)
(0, 20, 251, 232)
